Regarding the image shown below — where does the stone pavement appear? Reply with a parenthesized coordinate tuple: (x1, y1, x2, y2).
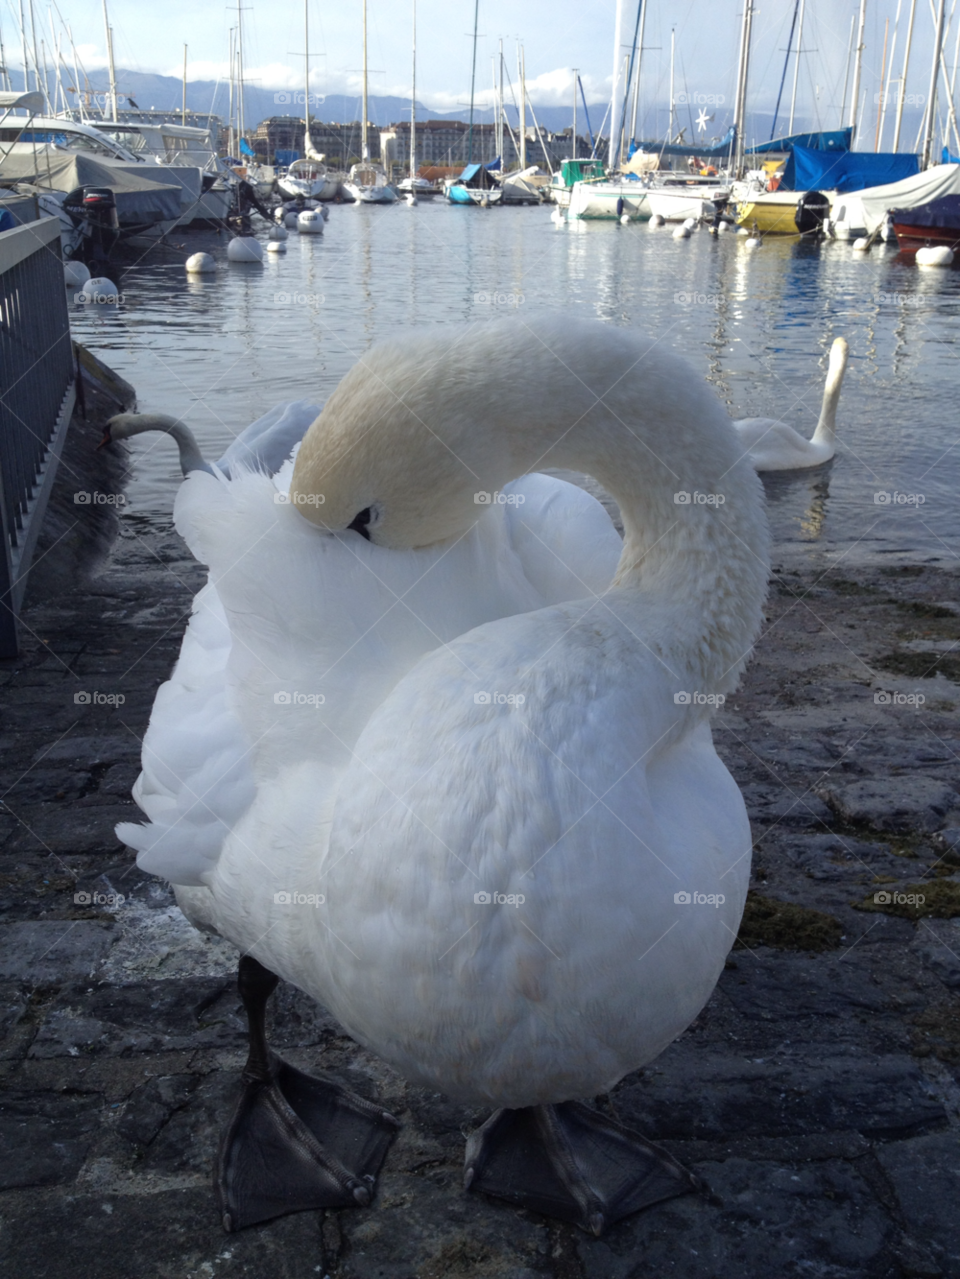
(1, 419, 959, 1277)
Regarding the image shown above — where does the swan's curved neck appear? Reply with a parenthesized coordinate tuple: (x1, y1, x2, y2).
(115, 414, 211, 476)
(810, 342, 848, 447)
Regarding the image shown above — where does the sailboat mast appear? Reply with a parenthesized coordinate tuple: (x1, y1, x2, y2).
(101, 0, 117, 120)
(732, 0, 754, 173)
(18, 0, 27, 96)
(410, 0, 416, 179)
(922, 0, 946, 166)
(893, 0, 917, 150)
(572, 66, 577, 159)
(467, 0, 478, 163)
(237, 0, 245, 144)
(878, 0, 902, 150)
(668, 28, 675, 141)
(361, 0, 368, 160)
(498, 39, 504, 162)
(182, 44, 187, 125)
(849, 0, 867, 139)
(788, 0, 805, 134)
(609, 0, 624, 167)
(630, 0, 646, 148)
(227, 26, 234, 155)
(874, 18, 888, 150)
(519, 43, 526, 169)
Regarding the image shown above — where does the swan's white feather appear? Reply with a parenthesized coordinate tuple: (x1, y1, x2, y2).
(733, 417, 834, 471)
(121, 463, 622, 885)
(216, 400, 321, 476)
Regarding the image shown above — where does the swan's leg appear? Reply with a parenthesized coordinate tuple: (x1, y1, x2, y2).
(463, 1100, 701, 1237)
(214, 955, 399, 1232)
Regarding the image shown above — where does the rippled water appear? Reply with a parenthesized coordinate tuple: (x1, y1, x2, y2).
(69, 203, 960, 566)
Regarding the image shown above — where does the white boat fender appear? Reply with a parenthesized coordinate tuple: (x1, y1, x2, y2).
(64, 260, 91, 288)
(672, 224, 691, 239)
(917, 245, 954, 267)
(268, 225, 288, 241)
(78, 276, 120, 303)
(227, 237, 264, 262)
(185, 252, 216, 274)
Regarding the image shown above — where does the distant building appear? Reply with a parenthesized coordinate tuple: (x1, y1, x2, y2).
(251, 116, 379, 166)
(379, 119, 594, 176)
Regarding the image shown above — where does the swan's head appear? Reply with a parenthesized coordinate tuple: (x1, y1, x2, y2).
(289, 334, 513, 549)
(100, 413, 184, 446)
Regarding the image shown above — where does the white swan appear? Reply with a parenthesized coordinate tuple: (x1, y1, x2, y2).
(118, 316, 769, 1235)
(733, 337, 849, 471)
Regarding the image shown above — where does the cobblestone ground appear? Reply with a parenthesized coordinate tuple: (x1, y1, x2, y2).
(1, 433, 960, 1277)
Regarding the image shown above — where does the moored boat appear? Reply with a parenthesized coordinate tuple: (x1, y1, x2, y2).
(892, 194, 960, 252)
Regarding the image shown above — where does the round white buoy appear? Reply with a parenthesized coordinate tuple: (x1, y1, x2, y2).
(185, 252, 216, 274)
(672, 224, 691, 239)
(737, 226, 750, 236)
(716, 221, 729, 234)
(682, 217, 697, 231)
(833, 220, 851, 241)
(852, 237, 870, 252)
(744, 236, 762, 250)
(917, 245, 955, 267)
(266, 240, 287, 253)
(268, 224, 288, 241)
(226, 236, 263, 262)
(649, 213, 665, 228)
(283, 210, 300, 229)
(550, 207, 564, 223)
(79, 276, 120, 303)
(620, 213, 631, 225)
(297, 209, 324, 234)
(64, 259, 90, 288)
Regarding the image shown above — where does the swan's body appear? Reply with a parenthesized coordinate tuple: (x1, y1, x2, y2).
(733, 336, 848, 472)
(121, 317, 769, 1125)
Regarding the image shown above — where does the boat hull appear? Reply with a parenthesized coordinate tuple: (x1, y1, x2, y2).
(447, 186, 502, 206)
(343, 182, 397, 204)
(567, 182, 651, 220)
(893, 222, 960, 251)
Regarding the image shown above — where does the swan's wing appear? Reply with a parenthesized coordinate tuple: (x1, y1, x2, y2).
(316, 605, 751, 1105)
(501, 473, 622, 603)
(116, 582, 257, 887)
(216, 400, 321, 476)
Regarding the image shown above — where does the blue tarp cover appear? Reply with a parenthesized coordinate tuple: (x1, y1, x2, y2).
(749, 128, 852, 155)
(891, 194, 960, 229)
(275, 149, 299, 166)
(782, 145, 919, 193)
(239, 138, 256, 157)
(942, 147, 960, 164)
(630, 126, 735, 159)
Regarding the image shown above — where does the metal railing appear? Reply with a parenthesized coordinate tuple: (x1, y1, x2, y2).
(0, 217, 77, 657)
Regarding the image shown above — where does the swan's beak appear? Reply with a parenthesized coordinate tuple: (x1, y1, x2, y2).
(96, 429, 112, 450)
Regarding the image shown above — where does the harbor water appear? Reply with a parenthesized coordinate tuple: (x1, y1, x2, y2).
(69, 204, 960, 567)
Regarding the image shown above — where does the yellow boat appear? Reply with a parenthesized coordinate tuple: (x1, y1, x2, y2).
(736, 188, 831, 236)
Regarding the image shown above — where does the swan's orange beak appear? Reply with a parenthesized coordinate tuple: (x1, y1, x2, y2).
(96, 429, 112, 450)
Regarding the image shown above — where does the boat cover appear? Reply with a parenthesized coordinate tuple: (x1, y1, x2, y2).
(456, 162, 499, 189)
(629, 126, 735, 159)
(890, 193, 960, 229)
(858, 163, 960, 232)
(749, 128, 852, 155)
(0, 151, 193, 223)
(782, 145, 919, 193)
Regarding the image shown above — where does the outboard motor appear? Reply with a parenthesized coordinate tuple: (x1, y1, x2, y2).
(81, 187, 120, 260)
(794, 190, 829, 237)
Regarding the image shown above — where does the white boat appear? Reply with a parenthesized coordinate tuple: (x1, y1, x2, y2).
(92, 120, 234, 225)
(567, 179, 652, 220)
(645, 184, 730, 223)
(343, 0, 397, 204)
(343, 163, 397, 204)
(396, 176, 439, 198)
(277, 158, 341, 201)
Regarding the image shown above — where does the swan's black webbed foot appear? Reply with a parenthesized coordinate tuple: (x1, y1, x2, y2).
(215, 955, 399, 1232)
(463, 1100, 701, 1237)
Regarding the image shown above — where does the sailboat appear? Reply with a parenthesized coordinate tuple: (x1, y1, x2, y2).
(342, 0, 397, 203)
(395, 0, 438, 197)
(277, 0, 341, 200)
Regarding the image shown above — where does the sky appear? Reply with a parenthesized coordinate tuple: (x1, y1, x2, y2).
(1, 0, 956, 140)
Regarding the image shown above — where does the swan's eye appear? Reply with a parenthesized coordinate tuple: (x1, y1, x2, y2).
(347, 507, 372, 540)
